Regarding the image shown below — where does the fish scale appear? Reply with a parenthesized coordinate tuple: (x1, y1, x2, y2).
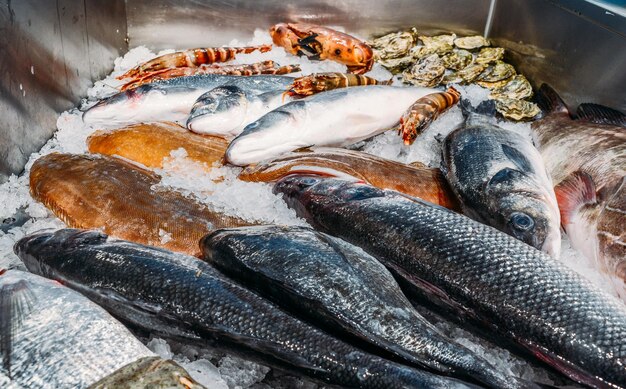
(202, 225, 533, 389)
(14, 229, 480, 389)
(273, 177, 626, 388)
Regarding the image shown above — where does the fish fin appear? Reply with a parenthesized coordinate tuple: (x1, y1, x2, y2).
(554, 171, 597, 227)
(501, 144, 532, 172)
(292, 146, 314, 153)
(297, 33, 319, 46)
(534, 84, 569, 116)
(459, 98, 497, 119)
(0, 278, 37, 378)
(408, 161, 427, 168)
(576, 103, 626, 127)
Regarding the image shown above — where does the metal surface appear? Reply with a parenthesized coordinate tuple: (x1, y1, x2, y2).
(490, 0, 626, 111)
(0, 0, 127, 183)
(126, 0, 490, 50)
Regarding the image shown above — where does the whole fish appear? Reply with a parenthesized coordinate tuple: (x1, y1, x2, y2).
(15, 229, 479, 389)
(533, 85, 626, 289)
(0, 269, 203, 389)
(239, 147, 459, 210)
(83, 75, 294, 128)
(442, 100, 561, 257)
(187, 85, 294, 137)
(87, 122, 228, 170)
(202, 225, 530, 389)
(29, 153, 248, 256)
(225, 85, 442, 166)
(273, 176, 626, 389)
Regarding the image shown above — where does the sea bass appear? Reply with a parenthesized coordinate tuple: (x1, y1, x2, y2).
(533, 85, 626, 291)
(202, 225, 531, 389)
(187, 85, 294, 137)
(29, 153, 248, 256)
(443, 101, 561, 257)
(0, 269, 203, 389)
(82, 75, 294, 128)
(14, 229, 479, 389)
(274, 176, 626, 389)
(239, 147, 459, 210)
(225, 85, 443, 166)
(87, 122, 228, 170)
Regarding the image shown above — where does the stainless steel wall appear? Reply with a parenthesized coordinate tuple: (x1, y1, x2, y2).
(0, 0, 127, 184)
(490, 0, 626, 111)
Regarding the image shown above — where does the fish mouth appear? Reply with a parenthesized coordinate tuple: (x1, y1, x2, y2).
(14, 230, 56, 275)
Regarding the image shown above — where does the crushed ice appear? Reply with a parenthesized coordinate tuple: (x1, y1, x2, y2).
(0, 28, 616, 388)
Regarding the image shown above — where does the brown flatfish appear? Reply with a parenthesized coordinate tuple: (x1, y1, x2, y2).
(87, 122, 228, 170)
(29, 153, 249, 256)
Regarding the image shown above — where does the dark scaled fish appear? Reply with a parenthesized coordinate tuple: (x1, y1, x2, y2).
(0, 270, 203, 389)
(443, 100, 561, 258)
(273, 176, 626, 389)
(29, 153, 248, 256)
(533, 85, 626, 296)
(14, 229, 479, 389)
(201, 225, 531, 389)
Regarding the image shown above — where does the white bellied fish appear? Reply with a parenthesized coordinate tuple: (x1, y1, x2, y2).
(225, 85, 441, 166)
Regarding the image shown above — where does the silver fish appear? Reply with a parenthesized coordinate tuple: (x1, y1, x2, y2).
(15, 228, 480, 389)
(443, 100, 561, 257)
(187, 85, 293, 137)
(533, 84, 626, 295)
(0, 269, 153, 388)
(82, 75, 294, 128)
(225, 85, 440, 166)
(202, 225, 533, 389)
(273, 176, 626, 389)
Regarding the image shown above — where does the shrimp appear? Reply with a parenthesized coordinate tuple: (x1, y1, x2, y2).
(118, 45, 272, 79)
(399, 87, 461, 145)
(286, 72, 391, 97)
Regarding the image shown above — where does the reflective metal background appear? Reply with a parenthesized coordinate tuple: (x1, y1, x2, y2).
(0, 0, 126, 183)
(126, 0, 491, 50)
(1, 0, 625, 183)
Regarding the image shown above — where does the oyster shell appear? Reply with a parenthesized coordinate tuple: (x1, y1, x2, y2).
(478, 61, 516, 82)
(476, 47, 505, 64)
(402, 54, 445, 87)
(371, 29, 417, 60)
(490, 75, 533, 100)
(443, 63, 487, 84)
(454, 35, 490, 50)
(441, 49, 473, 70)
(378, 56, 414, 74)
(495, 98, 541, 120)
(414, 34, 456, 58)
(476, 77, 513, 89)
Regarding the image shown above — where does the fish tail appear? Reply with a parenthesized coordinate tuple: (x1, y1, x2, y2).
(0, 277, 37, 378)
(459, 98, 497, 119)
(534, 84, 569, 116)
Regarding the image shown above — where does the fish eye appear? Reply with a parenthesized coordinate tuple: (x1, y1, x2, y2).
(297, 177, 319, 188)
(334, 48, 341, 55)
(510, 212, 534, 231)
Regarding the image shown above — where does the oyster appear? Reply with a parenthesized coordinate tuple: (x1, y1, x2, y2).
(378, 56, 414, 74)
(490, 75, 533, 100)
(371, 29, 417, 60)
(478, 61, 516, 82)
(476, 77, 512, 89)
(413, 34, 456, 58)
(454, 35, 490, 50)
(443, 63, 487, 84)
(441, 49, 473, 70)
(495, 98, 541, 120)
(402, 54, 445, 87)
(476, 47, 505, 64)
